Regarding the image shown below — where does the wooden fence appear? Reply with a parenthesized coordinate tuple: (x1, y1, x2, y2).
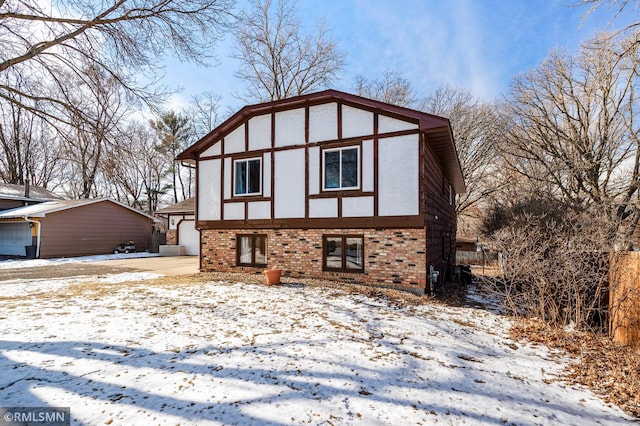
(610, 252, 640, 347)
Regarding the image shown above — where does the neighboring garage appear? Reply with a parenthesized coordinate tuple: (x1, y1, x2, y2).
(156, 197, 199, 256)
(0, 198, 157, 258)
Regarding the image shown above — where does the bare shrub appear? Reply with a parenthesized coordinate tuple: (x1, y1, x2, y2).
(479, 201, 626, 331)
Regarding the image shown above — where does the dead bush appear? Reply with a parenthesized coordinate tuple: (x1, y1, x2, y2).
(478, 203, 627, 331)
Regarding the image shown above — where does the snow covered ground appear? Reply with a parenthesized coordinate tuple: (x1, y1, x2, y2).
(0, 252, 159, 270)
(0, 267, 636, 425)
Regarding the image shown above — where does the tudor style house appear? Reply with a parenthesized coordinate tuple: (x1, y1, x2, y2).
(178, 90, 465, 294)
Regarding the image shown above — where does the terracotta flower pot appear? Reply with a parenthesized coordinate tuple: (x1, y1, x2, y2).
(263, 269, 282, 285)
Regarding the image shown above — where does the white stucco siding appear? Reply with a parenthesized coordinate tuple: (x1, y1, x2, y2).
(224, 202, 245, 220)
(223, 158, 232, 200)
(309, 103, 338, 143)
(262, 153, 272, 197)
(308, 147, 320, 195)
(198, 159, 221, 220)
(378, 115, 418, 133)
(378, 134, 419, 216)
(224, 125, 245, 154)
(274, 149, 305, 218)
(342, 105, 373, 139)
(275, 109, 305, 147)
(248, 201, 271, 219)
(309, 198, 337, 218)
(342, 196, 374, 217)
(248, 114, 271, 151)
(201, 141, 222, 157)
(362, 140, 374, 192)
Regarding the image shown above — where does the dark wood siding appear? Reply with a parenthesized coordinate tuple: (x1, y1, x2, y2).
(421, 133, 457, 283)
(39, 201, 153, 258)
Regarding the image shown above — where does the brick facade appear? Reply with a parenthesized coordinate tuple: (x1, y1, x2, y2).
(201, 228, 429, 294)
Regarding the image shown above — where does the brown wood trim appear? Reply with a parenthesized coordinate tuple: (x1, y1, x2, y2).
(197, 129, 419, 162)
(309, 191, 374, 199)
(244, 121, 249, 152)
(197, 215, 425, 230)
(305, 105, 310, 220)
(224, 196, 271, 203)
(270, 112, 276, 219)
(419, 132, 425, 215)
(220, 138, 225, 220)
(337, 102, 342, 140)
(374, 115, 379, 217)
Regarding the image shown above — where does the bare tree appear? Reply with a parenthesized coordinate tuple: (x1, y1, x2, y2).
(105, 121, 169, 214)
(233, 0, 344, 102)
(421, 86, 504, 235)
(0, 0, 233, 127)
(353, 70, 417, 107)
(59, 65, 132, 199)
(190, 91, 224, 138)
(503, 32, 640, 237)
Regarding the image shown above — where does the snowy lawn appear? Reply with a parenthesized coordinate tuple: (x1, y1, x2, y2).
(0, 272, 636, 425)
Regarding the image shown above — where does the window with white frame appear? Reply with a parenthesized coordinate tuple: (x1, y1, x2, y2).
(234, 157, 262, 196)
(322, 146, 359, 191)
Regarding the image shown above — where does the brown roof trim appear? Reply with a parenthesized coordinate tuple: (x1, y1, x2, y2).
(178, 89, 465, 193)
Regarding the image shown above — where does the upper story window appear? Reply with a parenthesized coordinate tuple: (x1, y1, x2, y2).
(323, 146, 359, 191)
(234, 157, 262, 196)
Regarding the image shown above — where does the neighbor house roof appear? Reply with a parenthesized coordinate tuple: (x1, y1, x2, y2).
(155, 197, 195, 215)
(0, 183, 61, 202)
(0, 198, 158, 221)
(177, 89, 466, 193)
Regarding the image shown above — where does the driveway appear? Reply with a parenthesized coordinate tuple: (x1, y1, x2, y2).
(88, 255, 199, 276)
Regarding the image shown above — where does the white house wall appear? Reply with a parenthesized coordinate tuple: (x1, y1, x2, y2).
(198, 159, 220, 220)
(275, 109, 305, 147)
(378, 134, 419, 216)
(309, 198, 338, 218)
(309, 103, 338, 142)
(249, 115, 271, 151)
(362, 140, 374, 192)
(201, 141, 221, 157)
(342, 105, 373, 138)
(224, 202, 245, 220)
(197, 101, 424, 224)
(274, 149, 305, 218)
(224, 125, 245, 154)
(379, 114, 419, 133)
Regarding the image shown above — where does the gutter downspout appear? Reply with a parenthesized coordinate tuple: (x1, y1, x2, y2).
(23, 216, 41, 258)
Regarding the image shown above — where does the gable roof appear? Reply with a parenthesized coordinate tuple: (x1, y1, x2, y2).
(156, 197, 195, 215)
(0, 182, 61, 202)
(0, 198, 158, 221)
(178, 89, 465, 193)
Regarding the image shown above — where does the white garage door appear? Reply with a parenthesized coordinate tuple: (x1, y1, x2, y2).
(178, 220, 199, 256)
(0, 222, 32, 256)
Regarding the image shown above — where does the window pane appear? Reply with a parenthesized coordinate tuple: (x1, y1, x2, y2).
(248, 159, 261, 194)
(254, 236, 266, 265)
(341, 148, 358, 188)
(324, 151, 340, 189)
(325, 237, 342, 269)
(238, 236, 252, 264)
(235, 161, 246, 195)
(345, 237, 363, 270)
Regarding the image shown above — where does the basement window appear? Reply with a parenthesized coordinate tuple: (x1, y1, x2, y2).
(323, 235, 364, 273)
(237, 234, 267, 267)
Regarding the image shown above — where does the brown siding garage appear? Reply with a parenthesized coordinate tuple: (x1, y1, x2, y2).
(0, 198, 156, 258)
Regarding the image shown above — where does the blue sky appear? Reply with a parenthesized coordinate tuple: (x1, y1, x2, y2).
(161, 0, 634, 112)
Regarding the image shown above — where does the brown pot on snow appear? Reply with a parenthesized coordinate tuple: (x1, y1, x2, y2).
(263, 269, 282, 285)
